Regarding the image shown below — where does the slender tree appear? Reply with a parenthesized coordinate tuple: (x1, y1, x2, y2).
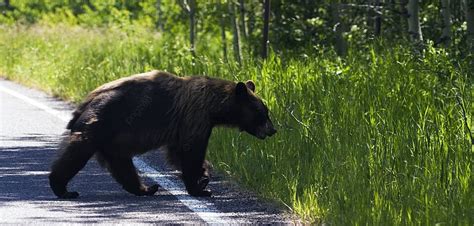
(1, 0, 12, 14)
(465, 0, 474, 50)
(229, 0, 242, 65)
(366, 2, 374, 37)
(407, 0, 423, 41)
(84, 0, 96, 11)
(156, 0, 164, 31)
(374, 0, 381, 36)
(219, 1, 228, 62)
(179, 0, 197, 57)
(189, 0, 196, 57)
(399, 0, 409, 37)
(331, 2, 347, 56)
(247, 1, 255, 39)
(239, 0, 247, 38)
(439, 0, 452, 46)
(262, 0, 270, 59)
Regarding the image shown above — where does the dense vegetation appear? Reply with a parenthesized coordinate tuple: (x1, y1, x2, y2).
(0, 0, 472, 224)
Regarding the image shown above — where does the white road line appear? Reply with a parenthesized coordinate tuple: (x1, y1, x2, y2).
(133, 158, 233, 224)
(0, 83, 234, 224)
(0, 85, 70, 122)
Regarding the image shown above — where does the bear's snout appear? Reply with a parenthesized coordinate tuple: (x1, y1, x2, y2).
(265, 121, 277, 137)
(255, 121, 276, 139)
(267, 127, 277, 137)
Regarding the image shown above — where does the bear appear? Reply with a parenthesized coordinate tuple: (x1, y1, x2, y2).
(49, 70, 277, 199)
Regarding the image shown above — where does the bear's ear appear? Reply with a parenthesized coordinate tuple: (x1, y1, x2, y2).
(245, 80, 255, 92)
(236, 82, 249, 100)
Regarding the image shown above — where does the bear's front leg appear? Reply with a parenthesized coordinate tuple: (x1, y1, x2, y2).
(198, 160, 212, 190)
(180, 142, 212, 197)
(183, 168, 211, 197)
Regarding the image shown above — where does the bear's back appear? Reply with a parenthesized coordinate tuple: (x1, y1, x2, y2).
(67, 70, 180, 131)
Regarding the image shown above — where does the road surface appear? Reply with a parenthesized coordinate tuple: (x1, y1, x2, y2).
(0, 78, 298, 224)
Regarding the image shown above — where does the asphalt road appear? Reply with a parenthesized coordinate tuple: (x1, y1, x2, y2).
(0, 78, 297, 224)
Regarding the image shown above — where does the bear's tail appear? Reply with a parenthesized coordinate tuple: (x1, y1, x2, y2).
(66, 111, 80, 130)
(66, 95, 96, 130)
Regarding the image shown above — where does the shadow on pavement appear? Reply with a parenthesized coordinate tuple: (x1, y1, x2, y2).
(0, 134, 202, 224)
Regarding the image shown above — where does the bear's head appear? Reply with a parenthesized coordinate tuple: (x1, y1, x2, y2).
(235, 80, 277, 139)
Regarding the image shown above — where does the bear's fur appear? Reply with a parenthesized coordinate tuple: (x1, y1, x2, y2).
(49, 70, 276, 198)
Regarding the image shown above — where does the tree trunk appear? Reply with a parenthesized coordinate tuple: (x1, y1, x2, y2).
(374, 0, 381, 36)
(84, 0, 96, 11)
(331, 2, 347, 56)
(239, 0, 247, 38)
(465, 0, 474, 50)
(399, 0, 408, 37)
(179, 0, 196, 57)
(189, 0, 196, 58)
(229, 1, 242, 65)
(262, 0, 270, 59)
(407, 0, 423, 41)
(2, 0, 10, 14)
(156, 0, 164, 31)
(439, 0, 452, 46)
(247, 1, 255, 37)
(366, 1, 374, 37)
(219, 2, 228, 62)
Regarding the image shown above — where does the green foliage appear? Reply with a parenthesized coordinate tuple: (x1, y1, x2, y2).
(0, 25, 472, 224)
(2, 0, 471, 55)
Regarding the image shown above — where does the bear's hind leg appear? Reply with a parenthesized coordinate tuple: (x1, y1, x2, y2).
(49, 138, 96, 199)
(103, 154, 159, 196)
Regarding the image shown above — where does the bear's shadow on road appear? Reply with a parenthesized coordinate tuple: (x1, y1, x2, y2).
(0, 134, 206, 223)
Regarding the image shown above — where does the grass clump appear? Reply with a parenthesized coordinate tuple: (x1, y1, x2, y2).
(0, 25, 472, 224)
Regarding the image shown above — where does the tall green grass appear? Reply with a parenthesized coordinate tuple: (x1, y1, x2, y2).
(0, 25, 472, 224)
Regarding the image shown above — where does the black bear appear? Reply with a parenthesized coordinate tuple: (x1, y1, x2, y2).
(49, 70, 276, 198)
